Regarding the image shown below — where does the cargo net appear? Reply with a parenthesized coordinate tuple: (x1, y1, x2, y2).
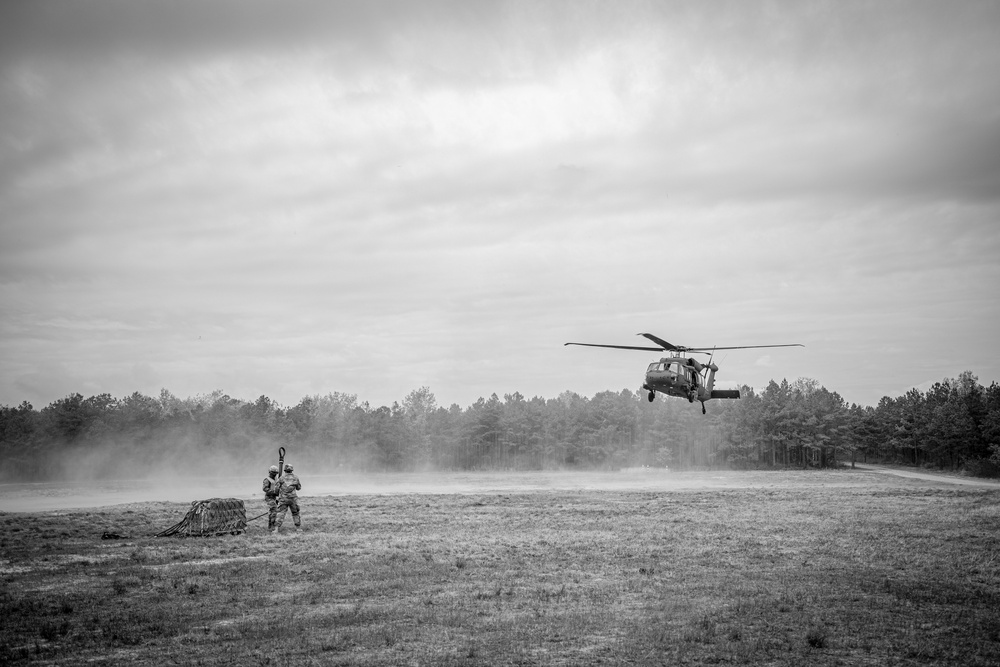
(156, 498, 247, 537)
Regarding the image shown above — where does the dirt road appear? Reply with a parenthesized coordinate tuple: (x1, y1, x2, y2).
(852, 463, 1000, 487)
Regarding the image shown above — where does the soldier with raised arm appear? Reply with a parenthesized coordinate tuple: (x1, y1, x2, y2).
(274, 463, 302, 532)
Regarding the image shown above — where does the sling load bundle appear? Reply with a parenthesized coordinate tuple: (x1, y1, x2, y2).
(155, 498, 247, 537)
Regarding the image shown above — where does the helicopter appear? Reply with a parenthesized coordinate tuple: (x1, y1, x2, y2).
(565, 333, 803, 414)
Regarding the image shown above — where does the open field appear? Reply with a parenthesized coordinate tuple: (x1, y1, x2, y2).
(2, 469, 999, 665)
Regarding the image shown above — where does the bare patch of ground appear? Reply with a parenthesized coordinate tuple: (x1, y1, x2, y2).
(852, 463, 1000, 487)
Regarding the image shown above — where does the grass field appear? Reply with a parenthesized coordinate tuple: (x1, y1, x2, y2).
(2, 469, 999, 665)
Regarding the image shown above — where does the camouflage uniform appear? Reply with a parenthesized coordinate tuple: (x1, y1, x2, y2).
(274, 465, 302, 531)
(262, 466, 280, 532)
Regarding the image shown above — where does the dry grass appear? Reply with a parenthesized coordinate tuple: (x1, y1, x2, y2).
(2, 470, 999, 665)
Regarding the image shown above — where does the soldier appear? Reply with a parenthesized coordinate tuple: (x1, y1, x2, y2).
(274, 463, 302, 532)
(262, 465, 280, 532)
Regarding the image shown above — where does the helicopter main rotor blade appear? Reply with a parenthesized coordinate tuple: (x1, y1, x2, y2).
(682, 343, 805, 352)
(568, 335, 803, 354)
(564, 342, 665, 352)
(637, 333, 680, 350)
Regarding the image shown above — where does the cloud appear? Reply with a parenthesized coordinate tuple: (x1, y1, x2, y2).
(1, 1, 999, 410)
(754, 355, 774, 368)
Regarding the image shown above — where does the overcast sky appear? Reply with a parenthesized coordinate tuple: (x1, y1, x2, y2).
(2, 0, 998, 412)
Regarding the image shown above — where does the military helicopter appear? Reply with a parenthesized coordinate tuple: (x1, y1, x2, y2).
(565, 333, 803, 414)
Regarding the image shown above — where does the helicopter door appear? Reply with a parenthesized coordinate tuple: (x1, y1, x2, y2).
(665, 361, 692, 386)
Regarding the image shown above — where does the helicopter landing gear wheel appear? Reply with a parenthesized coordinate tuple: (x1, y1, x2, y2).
(647, 391, 655, 402)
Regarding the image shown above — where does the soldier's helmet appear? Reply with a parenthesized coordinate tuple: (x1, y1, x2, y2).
(284, 464, 294, 472)
(269, 465, 279, 473)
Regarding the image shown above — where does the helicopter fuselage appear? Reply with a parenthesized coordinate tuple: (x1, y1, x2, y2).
(641, 355, 741, 410)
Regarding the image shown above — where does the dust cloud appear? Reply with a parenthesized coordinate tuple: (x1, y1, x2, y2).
(0, 468, 771, 513)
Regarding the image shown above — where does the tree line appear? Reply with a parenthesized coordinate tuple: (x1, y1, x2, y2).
(2, 372, 998, 482)
(721, 372, 999, 475)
